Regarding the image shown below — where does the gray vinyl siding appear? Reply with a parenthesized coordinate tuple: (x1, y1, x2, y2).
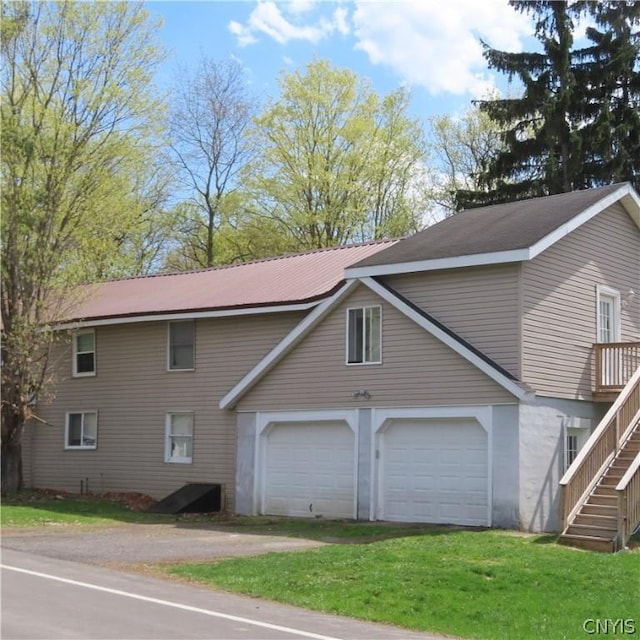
(238, 285, 515, 411)
(384, 264, 521, 378)
(26, 312, 302, 506)
(522, 203, 640, 399)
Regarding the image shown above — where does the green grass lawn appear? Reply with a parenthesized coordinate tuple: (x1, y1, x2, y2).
(168, 530, 640, 640)
(0, 492, 171, 527)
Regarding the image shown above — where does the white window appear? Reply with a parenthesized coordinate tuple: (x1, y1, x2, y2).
(65, 412, 98, 450)
(596, 286, 621, 343)
(347, 306, 381, 365)
(72, 330, 96, 377)
(563, 420, 590, 472)
(165, 413, 193, 463)
(168, 321, 194, 370)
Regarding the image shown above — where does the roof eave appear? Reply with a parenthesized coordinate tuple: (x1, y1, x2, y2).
(344, 248, 531, 278)
(52, 298, 323, 331)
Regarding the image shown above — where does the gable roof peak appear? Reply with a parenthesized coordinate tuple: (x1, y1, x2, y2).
(347, 183, 639, 277)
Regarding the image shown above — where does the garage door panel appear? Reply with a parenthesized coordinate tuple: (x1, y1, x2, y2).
(380, 418, 489, 527)
(263, 421, 355, 519)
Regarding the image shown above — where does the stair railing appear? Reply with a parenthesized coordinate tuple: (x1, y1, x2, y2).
(616, 448, 640, 550)
(560, 366, 640, 531)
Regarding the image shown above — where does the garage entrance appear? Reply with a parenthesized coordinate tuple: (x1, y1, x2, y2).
(377, 418, 489, 526)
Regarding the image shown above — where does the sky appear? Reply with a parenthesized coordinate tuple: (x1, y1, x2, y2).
(145, 0, 540, 125)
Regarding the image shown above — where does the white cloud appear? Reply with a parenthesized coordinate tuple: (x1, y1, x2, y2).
(228, 20, 258, 47)
(228, 0, 531, 98)
(288, 0, 316, 15)
(333, 6, 350, 36)
(228, 1, 349, 47)
(353, 0, 531, 97)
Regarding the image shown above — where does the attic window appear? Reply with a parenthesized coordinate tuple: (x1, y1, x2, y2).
(347, 306, 381, 365)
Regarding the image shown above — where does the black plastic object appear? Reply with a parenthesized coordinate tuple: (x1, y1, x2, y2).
(147, 483, 222, 514)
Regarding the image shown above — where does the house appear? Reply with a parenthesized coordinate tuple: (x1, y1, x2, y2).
(25, 182, 640, 549)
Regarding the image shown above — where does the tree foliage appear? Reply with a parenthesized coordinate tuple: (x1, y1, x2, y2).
(457, 0, 640, 208)
(168, 56, 256, 268)
(0, 0, 164, 494)
(427, 98, 504, 217)
(244, 59, 427, 251)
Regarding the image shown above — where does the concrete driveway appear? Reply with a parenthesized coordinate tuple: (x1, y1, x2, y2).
(1, 522, 327, 566)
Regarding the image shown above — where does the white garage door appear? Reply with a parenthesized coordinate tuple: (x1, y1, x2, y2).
(379, 419, 488, 526)
(263, 421, 355, 519)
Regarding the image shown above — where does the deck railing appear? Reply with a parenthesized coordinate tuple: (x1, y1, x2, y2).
(594, 342, 640, 392)
(616, 451, 640, 550)
(560, 367, 640, 530)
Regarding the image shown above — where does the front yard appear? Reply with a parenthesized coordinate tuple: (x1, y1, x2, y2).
(2, 493, 638, 640)
(166, 529, 639, 640)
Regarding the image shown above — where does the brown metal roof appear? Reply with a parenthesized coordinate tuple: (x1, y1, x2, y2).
(352, 183, 629, 270)
(63, 240, 398, 323)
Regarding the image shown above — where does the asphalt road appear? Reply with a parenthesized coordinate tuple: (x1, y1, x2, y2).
(1, 526, 450, 640)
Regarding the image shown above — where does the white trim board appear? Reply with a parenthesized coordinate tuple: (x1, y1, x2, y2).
(346, 184, 640, 279)
(219, 280, 360, 409)
(359, 277, 529, 400)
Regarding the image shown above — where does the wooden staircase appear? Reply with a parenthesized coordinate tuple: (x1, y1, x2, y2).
(559, 367, 640, 552)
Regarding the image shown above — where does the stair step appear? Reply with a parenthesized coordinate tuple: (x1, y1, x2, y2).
(558, 534, 615, 553)
(587, 494, 617, 506)
(566, 524, 617, 538)
(581, 503, 617, 516)
(593, 482, 618, 498)
(573, 513, 617, 528)
(621, 446, 640, 454)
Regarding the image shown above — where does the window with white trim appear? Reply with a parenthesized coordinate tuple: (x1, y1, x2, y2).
(65, 412, 98, 449)
(347, 306, 381, 364)
(596, 286, 621, 343)
(165, 412, 193, 463)
(73, 330, 96, 377)
(564, 422, 590, 472)
(168, 321, 194, 370)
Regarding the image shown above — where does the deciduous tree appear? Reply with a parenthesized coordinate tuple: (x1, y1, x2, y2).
(168, 57, 256, 268)
(244, 59, 427, 250)
(1, 0, 164, 494)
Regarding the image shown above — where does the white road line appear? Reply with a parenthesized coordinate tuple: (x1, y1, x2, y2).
(1, 564, 342, 640)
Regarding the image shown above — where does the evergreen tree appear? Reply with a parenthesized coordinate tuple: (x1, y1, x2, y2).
(457, 1, 640, 209)
(574, 2, 640, 192)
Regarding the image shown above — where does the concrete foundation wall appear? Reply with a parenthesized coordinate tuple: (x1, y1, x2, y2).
(492, 405, 520, 529)
(518, 397, 608, 532)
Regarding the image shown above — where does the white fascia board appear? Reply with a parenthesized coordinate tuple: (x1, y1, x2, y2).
(359, 277, 528, 400)
(344, 249, 530, 279)
(530, 183, 640, 259)
(219, 279, 360, 410)
(52, 300, 320, 331)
